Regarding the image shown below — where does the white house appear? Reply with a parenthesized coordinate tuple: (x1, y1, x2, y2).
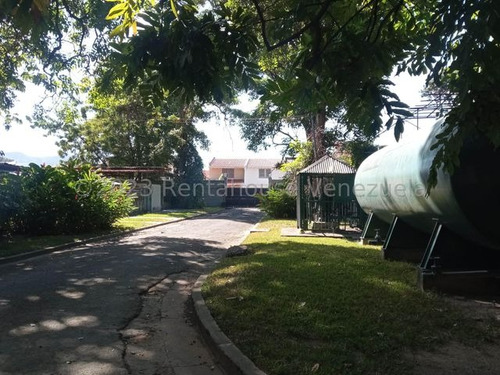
(207, 158, 285, 188)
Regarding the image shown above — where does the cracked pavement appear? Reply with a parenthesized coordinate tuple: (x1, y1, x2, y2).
(0, 208, 263, 375)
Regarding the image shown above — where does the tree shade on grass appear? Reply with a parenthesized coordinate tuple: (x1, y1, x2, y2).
(203, 219, 500, 375)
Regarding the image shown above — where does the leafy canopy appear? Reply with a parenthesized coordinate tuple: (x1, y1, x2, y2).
(1, 0, 499, 189)
(0, 0, 113, 125)
(34, 79, 208, 167)
(113, 0, 499, 186)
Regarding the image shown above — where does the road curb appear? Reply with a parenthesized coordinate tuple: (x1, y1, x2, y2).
(0, 210, 222, 265)
(192, 272, 267, 375)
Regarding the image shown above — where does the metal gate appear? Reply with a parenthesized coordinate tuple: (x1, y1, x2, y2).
(225, 187, 267, 207)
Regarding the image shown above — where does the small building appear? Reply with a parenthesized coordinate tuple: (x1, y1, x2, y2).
(207, 158, 285, 188)
(98, 166, 170, 212)
(296, 155, 365, 231)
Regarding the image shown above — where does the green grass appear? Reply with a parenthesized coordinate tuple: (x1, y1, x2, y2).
(0, 233, 109, 258)
(202, 219, 500, 375)
(0, 207, 223, 258)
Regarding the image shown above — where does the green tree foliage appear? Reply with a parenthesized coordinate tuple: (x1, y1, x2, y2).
(101, 1, 260, 106)
(278, 140, 313, 191)
(108, 0, 421, 158)
(0, 0, 113, 124)
(104, 0, 499, 187)
(404, 0, 500, 186)
(170, 127, 205, 208)
(34, 81, 209, 167)
(341, 140, 379, 169)
(0, 173, 23, 235)
(281, 141, 314, 173)
(232, 0, 419, 159)
(2, 0, 499, 189)
(256, 189, 296, 219)
(0, 163, 134, 236)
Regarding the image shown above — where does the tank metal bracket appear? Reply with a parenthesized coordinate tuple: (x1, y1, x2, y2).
(418, 222, 500, 296)
(381, 216, 429, 263)
(359, 212, 390, 245)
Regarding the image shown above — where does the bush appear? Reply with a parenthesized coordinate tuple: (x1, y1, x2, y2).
(0, 163, 135, 236)
(64, 164, 135, 233)
(257, 188, 296, 219)
(19, 163, 77, 234)
(0, 173, 23, 235)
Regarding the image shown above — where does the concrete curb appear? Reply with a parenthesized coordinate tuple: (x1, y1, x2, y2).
(192, 274, 267, 375)
(0, 210, 222, 265)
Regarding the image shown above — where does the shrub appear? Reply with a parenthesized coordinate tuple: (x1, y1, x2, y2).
(0, 163, 135, 236)
(19, 164, 76, 234)
(257, 188, 296, 219)
(0, 173, 23, 235)
(64, 164, 135, 232)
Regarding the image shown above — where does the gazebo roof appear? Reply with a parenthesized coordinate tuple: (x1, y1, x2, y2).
(299, 155, 356, 174)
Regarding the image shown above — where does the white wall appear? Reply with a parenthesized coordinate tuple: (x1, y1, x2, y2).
(270, 169, 286, 180)
(209, 165, 285, 187)
(244, 168, 270, 188)
(151, 184, 162, 212)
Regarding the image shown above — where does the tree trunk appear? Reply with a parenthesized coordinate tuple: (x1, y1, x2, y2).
(305, 108, 327, 161)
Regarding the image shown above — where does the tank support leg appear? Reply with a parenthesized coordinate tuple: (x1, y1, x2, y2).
(418, 222, 500, 296)
(359, 212, 390, 245)
(382, 216, 429, 263)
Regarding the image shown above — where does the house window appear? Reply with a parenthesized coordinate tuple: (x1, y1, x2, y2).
(259, 169, 272, 178)
(222, 168, 234, 178)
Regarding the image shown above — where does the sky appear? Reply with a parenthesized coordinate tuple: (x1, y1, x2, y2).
(0, 72, 437, 168)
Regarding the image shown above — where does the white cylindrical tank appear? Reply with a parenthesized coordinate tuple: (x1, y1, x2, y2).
(354, 119, 500, 250)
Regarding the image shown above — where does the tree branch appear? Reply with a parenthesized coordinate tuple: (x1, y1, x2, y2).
(43, 0, 63, 72)
(371, 0, 405, 43)
(312, 0, 378, 69)
(278, 129, 296, 140)
(250, 0, 334, 51)
(365, 0, 380, 42)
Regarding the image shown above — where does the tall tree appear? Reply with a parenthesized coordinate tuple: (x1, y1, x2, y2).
(105, 0, 500, 186)
(171, 135, 205, 208)
(232, 0, 420, 159)
(34, 81, 208, 166)
(104, 0, 424, 160)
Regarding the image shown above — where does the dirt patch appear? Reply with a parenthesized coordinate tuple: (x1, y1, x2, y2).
(406, 296, 500, 374)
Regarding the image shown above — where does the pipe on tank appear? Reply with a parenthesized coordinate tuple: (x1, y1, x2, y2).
(354, 119, 500, 250)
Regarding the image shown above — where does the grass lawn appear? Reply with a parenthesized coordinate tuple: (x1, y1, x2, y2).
(203, 219, 500, 375)
(0, 207, 223, 258)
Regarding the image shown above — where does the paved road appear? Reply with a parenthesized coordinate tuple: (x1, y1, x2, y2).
(0, 208, 263, 375)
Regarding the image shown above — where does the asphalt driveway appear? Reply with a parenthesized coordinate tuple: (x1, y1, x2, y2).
(0, 207, 263, 375)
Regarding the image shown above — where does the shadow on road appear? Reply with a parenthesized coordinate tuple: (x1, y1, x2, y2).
(0, 235, 227, 374)
(201, 207, 263, 224)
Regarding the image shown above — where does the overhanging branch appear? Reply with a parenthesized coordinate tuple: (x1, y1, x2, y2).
(250, 0, 333, 51)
